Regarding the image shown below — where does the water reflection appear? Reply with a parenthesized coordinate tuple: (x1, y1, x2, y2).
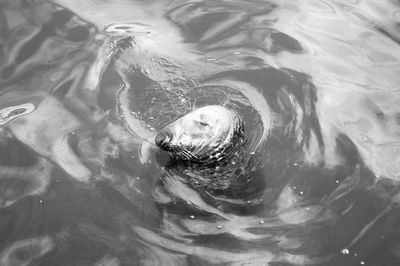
(0, 0, 400, 265)
(0, 236, 54, 266)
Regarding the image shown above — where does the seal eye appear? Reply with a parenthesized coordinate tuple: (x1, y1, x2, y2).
(199, 121, 209, 127)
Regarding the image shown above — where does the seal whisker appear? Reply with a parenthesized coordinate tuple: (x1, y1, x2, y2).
(155, 105, 244, 164)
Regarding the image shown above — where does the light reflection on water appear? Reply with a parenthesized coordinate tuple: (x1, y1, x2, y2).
(0, 0, 400, 265)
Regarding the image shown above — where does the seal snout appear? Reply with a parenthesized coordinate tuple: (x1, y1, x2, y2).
(155, 128, 173, 150)
(154, 105, 244, 163)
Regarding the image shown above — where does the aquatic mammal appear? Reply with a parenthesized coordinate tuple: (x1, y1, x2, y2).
(155, 105, 244, 164)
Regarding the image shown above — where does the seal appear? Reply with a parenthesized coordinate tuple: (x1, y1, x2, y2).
(155, 105, 244, 164)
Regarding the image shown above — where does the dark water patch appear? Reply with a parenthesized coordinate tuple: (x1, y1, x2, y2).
(166, 1, 275, 47)
(174, 10, 232, 43)
(0, 43, 4, 64)
(1, 64, 15, 80)
(66, 26, 89, 42)
(0, 137, 37, 167)
(375, 25, 400, 46)
(271, 32, 303, 53)
(0, 177, 38, 209)
(52, 79, 73, 99)
(0, 2, 95, 85)
(165, 1, 299, 55)
(52, 9, 73, 27)
(243, 55, 267, 66)
(0, 235, 54, 266)
(0, 196, 45, 247)
(12, 7, 76, 66)
(1, 47, 90, 93)
(97, 65, 121, 111)
(0, 8, 9, 38)
(328, 182, 400, 265)
(13, 25, 50, 66)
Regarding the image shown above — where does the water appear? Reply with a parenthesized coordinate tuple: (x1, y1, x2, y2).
(0, 0, 400, 265)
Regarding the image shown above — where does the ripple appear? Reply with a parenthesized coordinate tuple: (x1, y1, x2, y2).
(0, 103, 35, 125)
(2, 0, 400, 264)
(0, 159, 51, 208)
(0, 236, 54, 266)
(198, 79, 272, 153)
(4, 96, 89, 182)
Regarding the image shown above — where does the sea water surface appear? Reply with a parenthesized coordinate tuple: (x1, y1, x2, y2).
(1, 0, 400, 265)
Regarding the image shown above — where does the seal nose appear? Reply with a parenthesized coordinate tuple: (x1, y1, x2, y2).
(155, 129, 173, 150)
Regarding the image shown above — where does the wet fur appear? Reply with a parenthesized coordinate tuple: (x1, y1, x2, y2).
(157, 106, 245, 163)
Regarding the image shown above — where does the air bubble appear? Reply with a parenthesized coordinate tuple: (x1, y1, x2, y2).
(341, 248, 350, 255)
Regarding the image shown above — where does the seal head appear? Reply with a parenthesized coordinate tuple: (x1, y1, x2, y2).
(155, 105, 244, 163)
